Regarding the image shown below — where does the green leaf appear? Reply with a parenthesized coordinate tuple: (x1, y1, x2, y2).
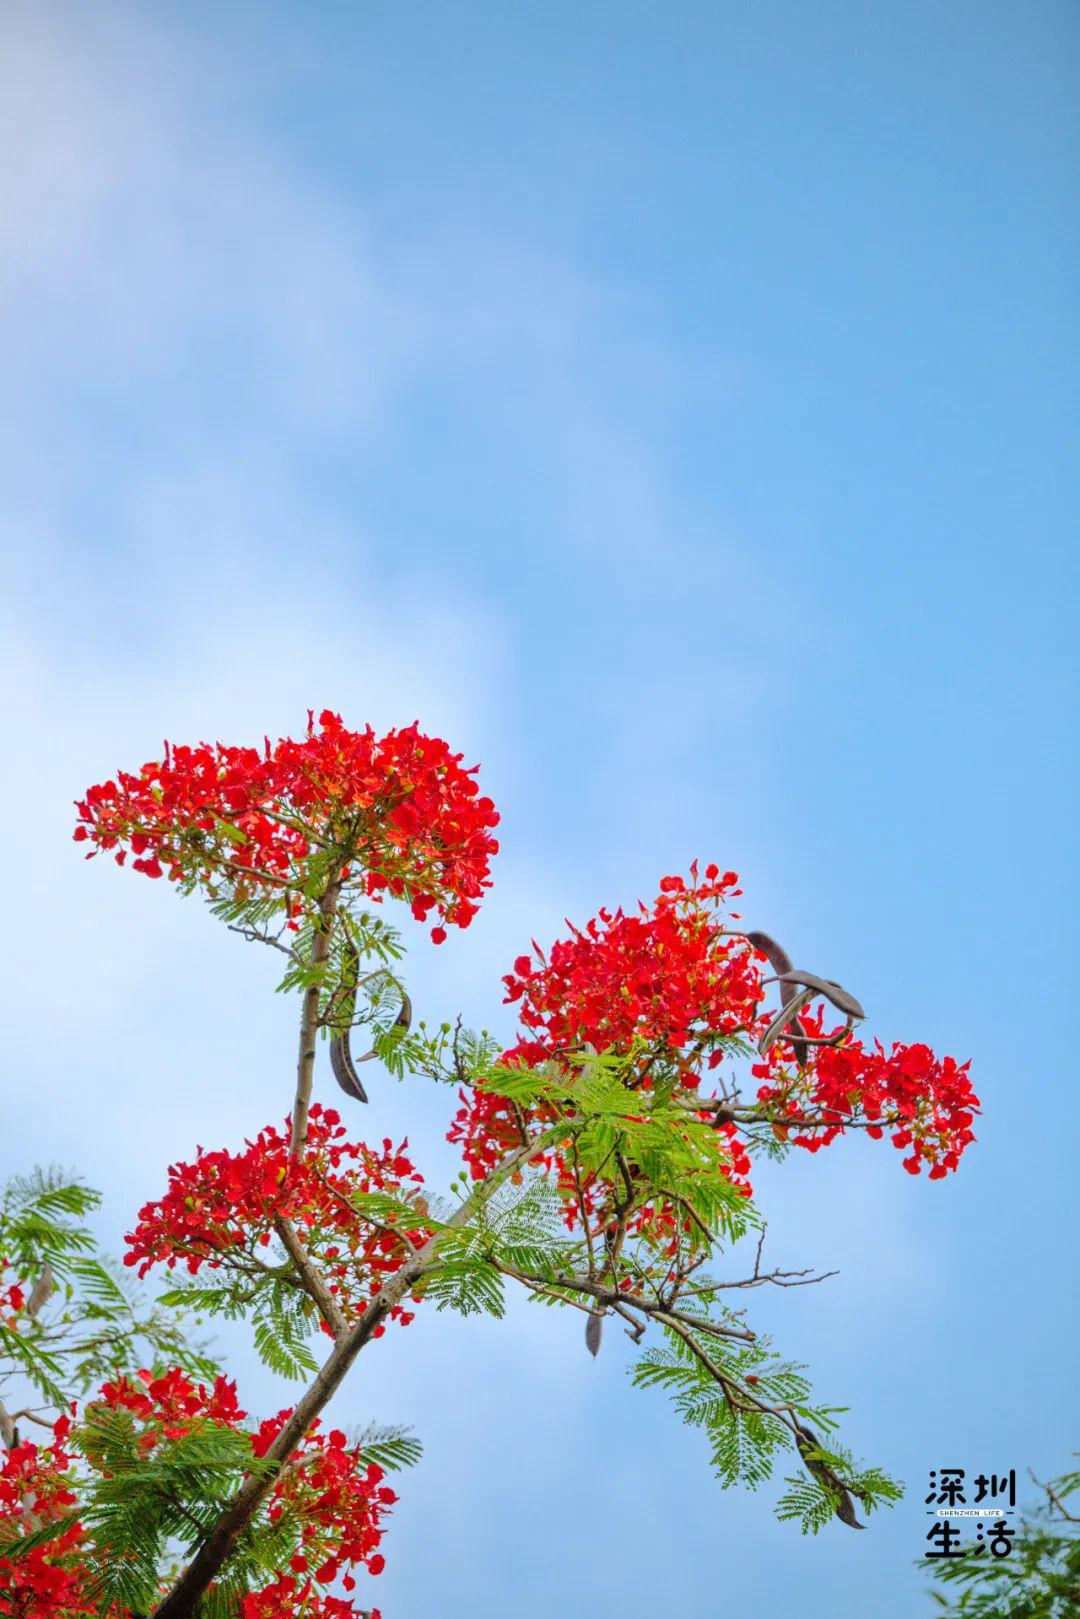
(355, 1423, 424, 1472)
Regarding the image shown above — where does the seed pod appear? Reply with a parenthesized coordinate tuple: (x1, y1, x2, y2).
(794, 1423, 864, 1529)
(744, 930, 810, 1068)
(772, 971, 865, 1021)
(329, 934, 413, 1104)
(758, 985, 816, 1059)
(26, 1263, 54, 1319)
(585, 1310, 603, 1357)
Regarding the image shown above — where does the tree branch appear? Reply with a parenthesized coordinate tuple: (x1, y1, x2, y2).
(274, 1217, 347, 1340)
(498, 1264, 757, 1345)
(290, 876, 341, 1158)
(151, 1124, 572, 1618)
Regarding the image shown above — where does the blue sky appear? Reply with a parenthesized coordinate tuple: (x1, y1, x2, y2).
(1, 2, 1077, 1613)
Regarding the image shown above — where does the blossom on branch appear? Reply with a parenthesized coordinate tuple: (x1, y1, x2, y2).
(451, 863, 976, 1200)
(501, 863, 755, 1075)
(74, 710, 499, 941)
(753, 1019, 978, 1176)
(124, 1105, 431, 1333)
(0, 1429, 92, 1618)
(450, 866, 761, 1204)
(50, 709, 982, 1595)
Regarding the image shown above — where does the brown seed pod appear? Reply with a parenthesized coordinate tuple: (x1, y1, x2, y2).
(585, 1310, 603, 1357)
(26, 1263, 54, 1319)
(794, 1422, 864, 1529)
(328, 934, 412, 1104)
(745, 933, 866, 1064)
(744, 930, 811, 1068)
(770, 970, 865, 1021)
(758, 985, 817, 1059)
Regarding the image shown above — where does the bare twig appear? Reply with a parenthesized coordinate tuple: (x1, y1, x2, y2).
(1030, 1469, 1080, 1524)
(227, 923, 299, 961)
(5, 1408, 54, 1432)
(498, 1264, 756, 1345)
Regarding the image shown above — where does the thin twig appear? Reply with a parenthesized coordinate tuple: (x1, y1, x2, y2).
(1029, 1469, 1080, 1524)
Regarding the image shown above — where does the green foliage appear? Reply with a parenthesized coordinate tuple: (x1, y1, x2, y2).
(158, 1270, 319, 1383)
(286, 907, 404, 996)
(251, 1288, 321, 1381)
(775, 1453, 902, 1534)
(5, 1397, 424, 1613)
(416, 1177, 577, 1318)
(484, 1045, 759, 1242)
(74, 1403, 264, 1611)
(774, 1473, 843, 1534)
(205, 882, 289, 936)
(480, 1178, 575, 1279)
(219, 890, 399, 993)
(740, 1121, 795, 1163)
(1, 1170, 98, 1279)
(0, 1169, 216, 1418)
(405, 1021, 503, 1090)
(632, 1326, 812, 1491)
(413, 1238, 506, 1318)
(0, 1410, 268, 1607)
(354, 1422, 424, 1473)
(0, 1508, 81, 1561)
(919, 1462, 1080, 1616)
(631, 1324, 900, 1530)
(399, 1032, 904, 1538)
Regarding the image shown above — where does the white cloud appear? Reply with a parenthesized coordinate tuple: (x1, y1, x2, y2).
(0, 1, 415, 430)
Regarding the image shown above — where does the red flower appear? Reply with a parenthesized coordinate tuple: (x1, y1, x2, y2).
(498, 865, 752, 1076)
(75, 711, 499, 935)
(453, 865, 976, 1204)
(0, 1436, 94, 1618)
(753, 1016, 978, 1176)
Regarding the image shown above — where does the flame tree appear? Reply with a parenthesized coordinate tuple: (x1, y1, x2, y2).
(1, 710, 978, 1617)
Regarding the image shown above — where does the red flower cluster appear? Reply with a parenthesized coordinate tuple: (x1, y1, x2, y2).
(0, 1373, 393, 1619)
(754, 1026, 979, 1176)
(241, 1583, 380, 1619)
(74, 710, 499, 942)
(93, 1365, 245, 1443)
(448, 1084, 552, 1184)
(125, 1105, 431, 1331)
(99, 1373, 394, 1611)
(254, 1415, 395, 1589)
(0, 1427, 97, 1619)
(501, 864, 756, 1076)
(452, 864, 975, 1199)
(446, 874, 761, 1262)
(450, 868, 760, 1228)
